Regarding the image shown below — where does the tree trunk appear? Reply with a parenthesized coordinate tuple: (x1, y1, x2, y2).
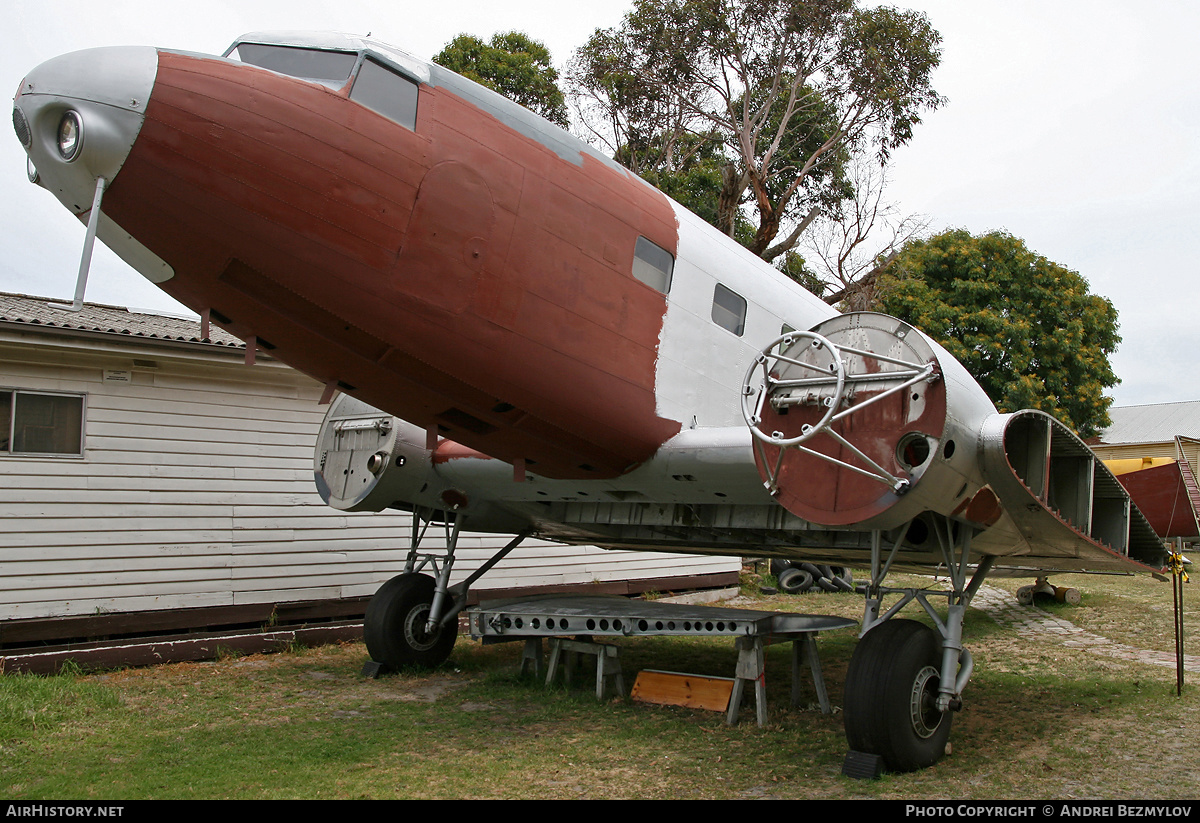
(716, 162, 743, 238)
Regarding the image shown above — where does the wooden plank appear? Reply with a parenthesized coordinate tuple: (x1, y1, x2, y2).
(0, 536, 232, 555)
(88, 398, 324, 426)
(0, 625, 365, 675)
(631, 670, 735, 712)
(86, 421, 316, 446)
(84, 436, 312, 459)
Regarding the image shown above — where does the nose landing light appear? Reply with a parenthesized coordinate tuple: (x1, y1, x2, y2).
(56, 110, 83, 161)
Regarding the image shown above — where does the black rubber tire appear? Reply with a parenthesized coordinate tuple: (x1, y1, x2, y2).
(363, 573, 457, 670)
(843, 619, 953, 773)
(829, 566, 854, 592)
(777, 567, 814, 594)
(815, 576, 839, 592)
(770, 559, 794, 577)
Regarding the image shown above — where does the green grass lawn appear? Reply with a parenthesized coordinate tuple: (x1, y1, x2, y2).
(1, 571, 1195, 799)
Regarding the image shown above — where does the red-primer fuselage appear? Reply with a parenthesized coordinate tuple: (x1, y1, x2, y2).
(101, 49, 681, 479)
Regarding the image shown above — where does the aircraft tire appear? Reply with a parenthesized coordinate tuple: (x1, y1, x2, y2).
(843, 619, 952, 773)
(777, 567, 814, 594)
(364, 573, 457, 670)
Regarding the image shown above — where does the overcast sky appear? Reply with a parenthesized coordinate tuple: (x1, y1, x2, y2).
(3, 0, 1197, 409)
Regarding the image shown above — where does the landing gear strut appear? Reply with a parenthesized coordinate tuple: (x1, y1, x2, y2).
(843, 519, 994, 773)
(363, 507, 529, 672)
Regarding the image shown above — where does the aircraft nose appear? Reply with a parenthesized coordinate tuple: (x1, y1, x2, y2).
(13, 46, 157, 214)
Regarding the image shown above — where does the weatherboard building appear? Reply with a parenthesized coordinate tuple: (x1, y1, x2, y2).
(0, 292, 738, 670)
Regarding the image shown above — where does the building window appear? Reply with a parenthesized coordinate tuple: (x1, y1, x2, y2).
(711, 283, 747, 336)
(350, 57, 419, 130)
(0, 390, 84, 456)
(632, 236, 673, 294)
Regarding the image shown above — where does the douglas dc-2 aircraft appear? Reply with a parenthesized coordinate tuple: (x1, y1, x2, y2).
(13, 31, 1170, 772)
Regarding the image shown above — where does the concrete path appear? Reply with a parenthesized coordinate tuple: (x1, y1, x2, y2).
(972, 584, 1200, 673)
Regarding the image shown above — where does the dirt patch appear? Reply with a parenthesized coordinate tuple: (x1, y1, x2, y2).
(368, 676, 468, 704)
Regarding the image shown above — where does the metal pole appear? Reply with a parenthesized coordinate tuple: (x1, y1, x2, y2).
(1173, 538, 1185, 696)
(67, 176, 106, 311)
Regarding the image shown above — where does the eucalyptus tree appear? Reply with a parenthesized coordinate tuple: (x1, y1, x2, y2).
(568, 0, 944, 261)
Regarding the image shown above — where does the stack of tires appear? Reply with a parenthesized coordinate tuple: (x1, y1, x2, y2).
(770, 559, 855, 594)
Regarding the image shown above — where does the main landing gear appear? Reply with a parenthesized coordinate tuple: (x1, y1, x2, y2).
(364, 573, 457, 669)
(844, 619, 952, 772)
(842, 519, 994, 774)
(363, 507, 529, 673)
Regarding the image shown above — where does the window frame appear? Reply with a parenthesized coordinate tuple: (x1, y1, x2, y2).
(0, 388, 86, 459)
(349, 55, 421, 130)
(631, 236, 674, 294)
(711, 283, 747, 337)
(226, 43, 359, 88)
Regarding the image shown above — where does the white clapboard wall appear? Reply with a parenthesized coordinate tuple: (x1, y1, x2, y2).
(0, 311, 737, 623)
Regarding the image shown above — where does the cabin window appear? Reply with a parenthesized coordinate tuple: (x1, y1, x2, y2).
(350, 58, 419, 130)
(711, 284, 747, 336)
(228, 44, 357, 87)
(0, 390, 84, 457)
(632, 236, 673, 294)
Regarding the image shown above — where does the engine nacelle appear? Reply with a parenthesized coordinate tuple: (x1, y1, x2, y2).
(314, 393, 447, 512)
(743, 312, 997, 529)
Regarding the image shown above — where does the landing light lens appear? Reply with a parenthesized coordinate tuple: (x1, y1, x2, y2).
(57, 111, 82, 161)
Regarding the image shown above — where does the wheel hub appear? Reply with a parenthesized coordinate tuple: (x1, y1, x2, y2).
(909, 664, 943, 739)
(403, 604, 442, 652)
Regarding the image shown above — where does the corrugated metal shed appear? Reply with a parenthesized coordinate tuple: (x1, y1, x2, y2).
(1090, 401, 1200, 541)
(1097, 400, 1200, 446)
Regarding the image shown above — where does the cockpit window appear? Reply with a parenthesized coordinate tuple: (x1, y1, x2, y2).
(349, 58, 419, 130)
(230, 44, 357, 87)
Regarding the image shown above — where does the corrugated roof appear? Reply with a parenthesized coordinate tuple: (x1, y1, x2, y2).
(0, 291, 245, 349)
(1098, 400, 1200, 445)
